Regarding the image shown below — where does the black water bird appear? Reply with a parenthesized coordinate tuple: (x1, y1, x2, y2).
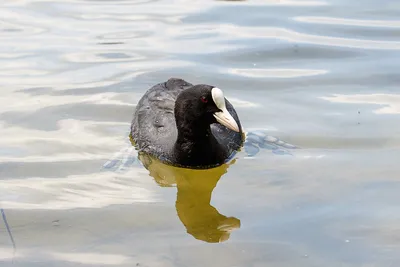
(130, 78, 244, 168)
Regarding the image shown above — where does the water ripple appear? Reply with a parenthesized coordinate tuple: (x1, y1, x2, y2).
(0, 19, 45, 37)
(63, 51, 147, 63)
(228, 68, 328, 78)
(0, 170, 159, 210)
(219, 25, 400, 50)
(295, 16, 400, 28)
(321, 93, 400, 115)
(218, 0, 328, 6)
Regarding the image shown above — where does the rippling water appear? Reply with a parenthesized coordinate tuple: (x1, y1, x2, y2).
(1, 0, 400, 266)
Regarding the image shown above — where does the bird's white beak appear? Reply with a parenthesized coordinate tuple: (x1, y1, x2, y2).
(211, 88, 240, 132)
(213, 109, 240, 132)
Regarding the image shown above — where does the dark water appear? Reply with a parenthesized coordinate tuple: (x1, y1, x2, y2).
(1, 0, 400, 266)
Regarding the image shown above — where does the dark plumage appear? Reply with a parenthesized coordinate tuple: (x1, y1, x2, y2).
(130, 78, 244, 169)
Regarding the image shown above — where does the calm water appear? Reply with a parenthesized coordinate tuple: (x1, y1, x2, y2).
(1, 0, 400, 266)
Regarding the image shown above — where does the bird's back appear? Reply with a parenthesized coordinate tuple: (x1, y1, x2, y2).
(131, 78, 193, 158)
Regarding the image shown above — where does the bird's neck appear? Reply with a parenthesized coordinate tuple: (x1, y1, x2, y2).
(177, 119, 212, 141)
(173, 121, 226, 168)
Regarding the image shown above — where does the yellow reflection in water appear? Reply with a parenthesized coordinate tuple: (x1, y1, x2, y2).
(138, 153, 241, 243)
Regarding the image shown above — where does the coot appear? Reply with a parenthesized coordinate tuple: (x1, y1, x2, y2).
(130, 78, 244, 169)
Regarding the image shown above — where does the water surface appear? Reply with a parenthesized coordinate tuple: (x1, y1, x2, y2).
(1, 0, 400, 266)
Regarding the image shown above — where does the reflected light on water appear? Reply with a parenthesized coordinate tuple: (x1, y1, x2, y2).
(51, 252, 130, 265)
(0, 248, 18, 261)
(0, 169, 158, 210)
(294, 16, 400, 28)
(229, 68, 327, 78)
(321, 94, 400, 114)
(219, 25, 400, 50)
(217, 0, 328, 6)
(0, 250, 131, 265)
(0, 92, 133, 113)
(226, 98, 260, 108)
(0, 120, 126, 150)
(139, 153, 241, 243)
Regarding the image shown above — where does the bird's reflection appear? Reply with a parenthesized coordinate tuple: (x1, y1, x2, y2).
(138, 153, 241, 243)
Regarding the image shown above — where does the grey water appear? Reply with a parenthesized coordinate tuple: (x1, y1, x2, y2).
(1, 0, 400, 266)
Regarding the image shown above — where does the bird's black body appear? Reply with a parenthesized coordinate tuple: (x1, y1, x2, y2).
(130, 78, 244, 169)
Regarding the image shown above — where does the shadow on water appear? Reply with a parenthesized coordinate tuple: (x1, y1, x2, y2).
(138, 153, 241, 243)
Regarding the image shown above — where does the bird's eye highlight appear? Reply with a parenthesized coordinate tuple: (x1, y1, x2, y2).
(201, 96, 208, 103)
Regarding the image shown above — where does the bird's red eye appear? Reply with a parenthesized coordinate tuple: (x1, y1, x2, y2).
(201, 96, 208, 103)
